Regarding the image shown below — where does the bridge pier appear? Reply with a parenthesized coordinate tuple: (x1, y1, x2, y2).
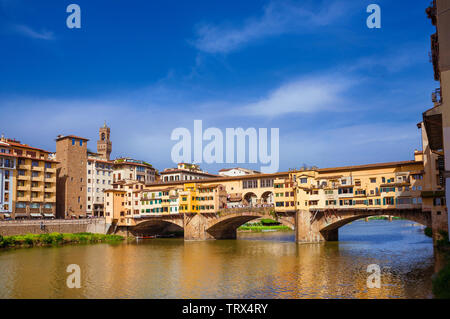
(115, 226, 135, 239)
(295, 210, 323, 243)
(295, 210, 340, 243)
(183, 213, 215, 241)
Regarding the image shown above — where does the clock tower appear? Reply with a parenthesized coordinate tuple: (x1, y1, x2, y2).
(97, 122, 112, 160)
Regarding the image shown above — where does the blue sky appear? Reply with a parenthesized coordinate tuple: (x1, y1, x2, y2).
(0, 0, 438, 173)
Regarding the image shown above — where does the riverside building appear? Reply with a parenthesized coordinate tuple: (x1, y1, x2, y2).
(0, 136, 57, 219)
(422, 0, 450, 236)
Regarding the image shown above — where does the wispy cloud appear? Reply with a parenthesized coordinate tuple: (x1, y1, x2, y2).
(12, 24, 54, 40)
(191, 0, 350, 54)
(241, 75, 356, 117)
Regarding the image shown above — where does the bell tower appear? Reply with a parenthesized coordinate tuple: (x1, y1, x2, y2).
(97, 121, 112, 160)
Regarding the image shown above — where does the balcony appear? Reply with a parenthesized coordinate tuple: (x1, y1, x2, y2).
(44, 176, 56, 183)
(45, 168, 56, 173)
(31, 176, 44, 182)
(31, 186, 43, 192)
(31, 166, 43, 172)
(31, 196, 44, 202)
(17, 195, 31, 202)
(17, 175, 30, 181)
(18, 164, 31, 170)
(17, 185, 28, 191)
(44, 187, 56, 193)
(44, 196, 56, 203)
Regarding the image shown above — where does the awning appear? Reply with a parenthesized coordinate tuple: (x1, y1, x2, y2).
(133, 215, 142, 219)
(43, 214, 55, 217)
(30, 213, 42, 217)
(3, 213, 11, 218)
(14, 213, 28, 218)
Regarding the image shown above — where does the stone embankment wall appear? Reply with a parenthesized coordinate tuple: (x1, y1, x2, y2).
(0, 218, 108, 236)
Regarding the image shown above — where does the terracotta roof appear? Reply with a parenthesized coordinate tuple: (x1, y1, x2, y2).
(316, 160, 423, 173)
(7, 141, 52, 154)
(160, 169, 217, 177)
(88, 158, 114, 164)
(55, 135, 89, 141)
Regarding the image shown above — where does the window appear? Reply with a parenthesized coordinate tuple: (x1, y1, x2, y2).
(300, 178, 307, 184)
(260, 179, 274, 188)
(243, 180, 258, 189)
(72, 138, 75, 145)
(79, 140, 83, 146)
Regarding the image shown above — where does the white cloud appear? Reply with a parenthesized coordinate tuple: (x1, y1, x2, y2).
(241, 75, 355, 117)
(279, 122, 422, 169)
(12, 24, 54, 40)
(192, 1, 349, 54)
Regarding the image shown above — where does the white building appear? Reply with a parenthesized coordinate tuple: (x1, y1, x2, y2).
(113, 158, 156, 184)
(218, 167, 260, 177)
(86, 153, 114, 217)
(160, 163, 217, 182)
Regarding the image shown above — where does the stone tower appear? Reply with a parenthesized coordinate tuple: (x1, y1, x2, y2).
(55, 135, 88, 219)
(97, 122, 112, 160)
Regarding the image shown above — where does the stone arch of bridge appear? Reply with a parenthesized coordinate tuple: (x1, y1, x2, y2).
(205, 212, 294, 239)
(316, 210, 431, 239)
(130, 218, 184, 236)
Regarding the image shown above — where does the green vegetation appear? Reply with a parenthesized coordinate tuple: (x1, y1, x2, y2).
(238, 218, 290, 232)
(0, 232, 124, 249)
(424, 227, 433, 238)
(367, 216, 402, 220)
(238, 225, 290, 232)
(432, 230, 450, 299)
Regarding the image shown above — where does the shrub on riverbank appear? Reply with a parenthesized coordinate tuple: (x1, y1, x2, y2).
(0, 232, 124, 249)
(424, 227, 433, 238)
(238, 225, 290, 232)
(433, 238, 450, 299)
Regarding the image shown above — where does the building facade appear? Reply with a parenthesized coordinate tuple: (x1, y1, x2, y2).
(423, 0, 450, 237)
(86, 153, 113, 217)
(273, 160, 426, 213)
(0, 140, 15, 219)
(56, 135, 89, 219)
(113, 158, 156, 184)
(160, 163, 217, 182)
(218, 167, 261, 177)
(0, 136, 57, 219)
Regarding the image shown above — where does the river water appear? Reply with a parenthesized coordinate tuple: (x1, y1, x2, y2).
(0, 220, 435, 299)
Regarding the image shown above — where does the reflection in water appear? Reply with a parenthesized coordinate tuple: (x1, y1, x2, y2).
(0, 220, 434, 298)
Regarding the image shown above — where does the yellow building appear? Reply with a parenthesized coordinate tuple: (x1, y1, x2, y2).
(0, 136, 57, 219)
(274, 159, 427, 213)
(178, 183, 227, 214)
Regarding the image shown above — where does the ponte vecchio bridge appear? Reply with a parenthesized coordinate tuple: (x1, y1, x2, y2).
(114, 206, 433, 243)
(108, 158, 448, 244)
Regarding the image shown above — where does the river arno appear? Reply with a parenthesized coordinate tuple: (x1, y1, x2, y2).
(0, 220, 435, 299)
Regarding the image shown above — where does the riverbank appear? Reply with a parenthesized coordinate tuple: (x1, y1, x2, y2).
(238, 219, 291, 232)
(432, 232, 450, 299)
(238, 225, 291, 232)
(0, 232, 124, 249)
